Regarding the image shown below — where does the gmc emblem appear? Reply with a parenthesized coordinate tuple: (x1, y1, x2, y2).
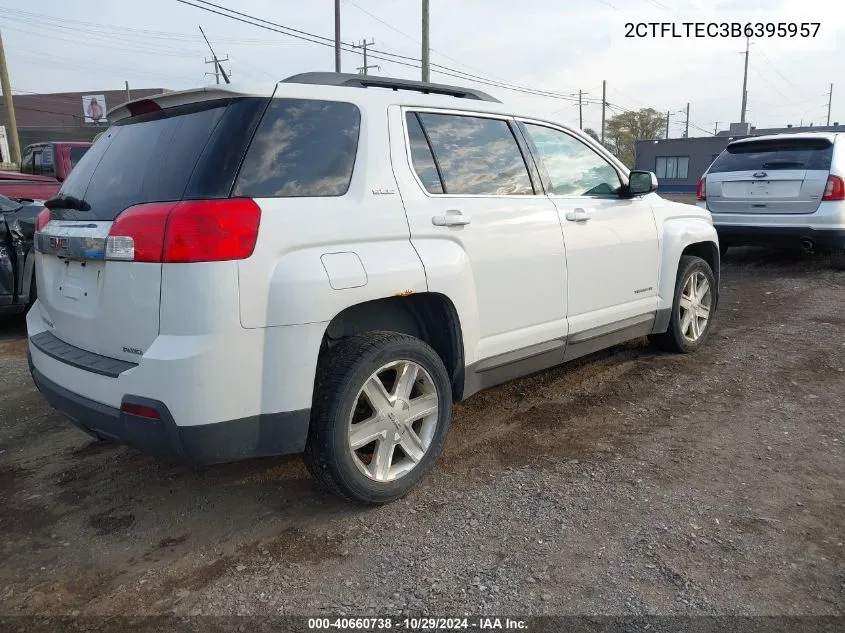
(50, 237, 69, 250)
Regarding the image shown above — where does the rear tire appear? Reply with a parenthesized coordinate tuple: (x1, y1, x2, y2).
(304, 331, 452, 505)
(831, 249, 845, 270)
(649, 256, 716, 354)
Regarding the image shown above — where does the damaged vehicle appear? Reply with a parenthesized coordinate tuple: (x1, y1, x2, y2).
(0, 194, 40, 315)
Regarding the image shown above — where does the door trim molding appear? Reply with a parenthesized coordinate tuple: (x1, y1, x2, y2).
(462, 312, 655, 400)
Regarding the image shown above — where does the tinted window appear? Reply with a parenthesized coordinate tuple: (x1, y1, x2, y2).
(235, 99, 360, 198)
(33, 150, 44, 175)
(41, 147, 55, 177)
(69, 146, 88, 167)
(406, 113, 443, 194)
(709, 138, 833, 173)
(522, 123, 620, 195)
(56, 101, 230, 220)
(416, 113, 533, 195)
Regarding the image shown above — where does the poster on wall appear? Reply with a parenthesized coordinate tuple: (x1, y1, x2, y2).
(82, 95, 107, 123)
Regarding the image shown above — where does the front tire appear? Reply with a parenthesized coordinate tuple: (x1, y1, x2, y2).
(649, 256, 716, 354)
(304, 332, 452, 504)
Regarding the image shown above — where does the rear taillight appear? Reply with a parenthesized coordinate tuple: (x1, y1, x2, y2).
(696, 177, 706, 201)
(106, 199, 261, 263)
(35, 208, 51, 232)
(822, 175, 845, 201)
(106, 202, 170, 262)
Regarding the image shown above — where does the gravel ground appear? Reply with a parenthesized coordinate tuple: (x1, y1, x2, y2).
(0, 246, 843, 617)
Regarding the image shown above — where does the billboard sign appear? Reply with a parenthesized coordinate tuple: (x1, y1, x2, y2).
(82, 95, 107, 123)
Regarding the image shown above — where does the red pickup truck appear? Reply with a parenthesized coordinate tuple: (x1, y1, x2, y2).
(0, 141, 92, 201)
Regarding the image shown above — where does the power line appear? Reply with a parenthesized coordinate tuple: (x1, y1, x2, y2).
(175, 0, 590, 103)
(343, 0, 507, 85)
(755, 47, 802, 90)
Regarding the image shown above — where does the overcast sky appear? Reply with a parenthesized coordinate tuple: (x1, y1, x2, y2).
(3, 0, 844, 136)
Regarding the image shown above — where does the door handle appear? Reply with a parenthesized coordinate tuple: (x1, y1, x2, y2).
(565, 208, 590, 222)
(432, 209, 471, 226)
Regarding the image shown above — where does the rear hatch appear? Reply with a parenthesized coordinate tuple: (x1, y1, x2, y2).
(35, 92, 268, 362)
(705, 137, 833, 214)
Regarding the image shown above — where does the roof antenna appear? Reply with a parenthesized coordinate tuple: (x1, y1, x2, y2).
(199, 25, 230, 84)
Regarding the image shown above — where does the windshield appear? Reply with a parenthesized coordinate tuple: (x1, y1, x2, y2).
(709, 138, 833, 173)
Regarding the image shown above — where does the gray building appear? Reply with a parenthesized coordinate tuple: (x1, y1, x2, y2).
(635, 121, 845, 193)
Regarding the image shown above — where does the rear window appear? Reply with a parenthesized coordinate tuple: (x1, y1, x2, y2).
(709, 138, 833, 173)
(53, 98, 266, 221)
(69, 146, 88, 167)
(234, 99, 361, 198)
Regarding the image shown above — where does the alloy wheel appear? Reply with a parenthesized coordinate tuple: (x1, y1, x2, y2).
(679, 270, 712, 342)
(347, 360, 439, 482)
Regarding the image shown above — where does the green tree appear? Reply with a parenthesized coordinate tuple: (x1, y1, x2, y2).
(604, 108, 666, 168)
(583, 127, 601, 142)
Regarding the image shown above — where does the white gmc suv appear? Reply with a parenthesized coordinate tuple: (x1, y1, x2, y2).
(27, 73, 719, 504)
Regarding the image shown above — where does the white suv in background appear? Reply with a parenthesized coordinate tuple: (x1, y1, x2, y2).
(28, 73, 719, 504)
(698, 133, 845, 268)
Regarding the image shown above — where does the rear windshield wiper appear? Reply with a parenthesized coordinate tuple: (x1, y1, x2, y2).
(44, 195, 91, 211)
(761, 160, 806, 169)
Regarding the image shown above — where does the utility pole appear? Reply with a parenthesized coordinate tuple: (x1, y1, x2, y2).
(125, 81, 131, 102)
(578, 90, 583, 129)
(600, 80, 606, 144)
(354, 39, 379, 75)
(199, 26, 229, 84)
(827, 83, 833, 126)
(684, 102, 690, 138)
(666, 111, 670, 139)
(714, 122, 719, 135)
(421, 0, 430, 82)
(740, 36, 750, 123)
(0, 32, 21, 165)
(334, 0, 341, 72)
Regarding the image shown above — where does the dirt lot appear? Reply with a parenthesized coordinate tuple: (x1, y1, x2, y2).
(0, 247, 843, 617)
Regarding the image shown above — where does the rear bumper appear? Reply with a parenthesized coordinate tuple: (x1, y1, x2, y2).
(29, 354, 310, 463)
(715, 225, 845, 250)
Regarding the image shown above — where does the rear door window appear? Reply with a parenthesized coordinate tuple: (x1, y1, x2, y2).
(69, 146, 88, 167)
(405, 113, 444, 194)
(709, 138, 833, 173)
(234, 99, 361, 198)
(41, 147, 55, 177)
(414, 112, 534, 196)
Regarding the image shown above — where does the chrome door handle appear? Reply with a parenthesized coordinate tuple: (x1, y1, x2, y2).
(565, 208, 590, 222)
(432, 210, 471, 226)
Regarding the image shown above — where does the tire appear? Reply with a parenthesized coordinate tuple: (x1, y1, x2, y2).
(304, 331, 452, 505)
(649, 255, 717, 354)
(832, 249, 845, 270)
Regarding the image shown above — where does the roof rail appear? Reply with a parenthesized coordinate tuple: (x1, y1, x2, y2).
(281, 72, 501, 103)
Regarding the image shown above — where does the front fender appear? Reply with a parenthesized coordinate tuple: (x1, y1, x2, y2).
(654, 202, 719, 314)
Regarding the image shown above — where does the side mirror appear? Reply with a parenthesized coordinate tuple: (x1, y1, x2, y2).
(628, 170, 658, 196)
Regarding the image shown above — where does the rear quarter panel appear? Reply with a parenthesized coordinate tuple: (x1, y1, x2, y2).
(237, 98, 427, 329)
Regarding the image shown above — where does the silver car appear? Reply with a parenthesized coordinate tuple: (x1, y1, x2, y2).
(697, 133, 845, 268)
